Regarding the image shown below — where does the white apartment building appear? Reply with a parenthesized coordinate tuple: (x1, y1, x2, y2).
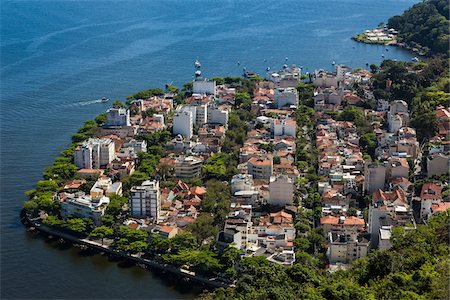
(272, 118, 296, 137)
(274, 88, 298, 109)
(268, 174, 294, 206)
(207, 106, 228, 126)
(129, 180, 161, 221)
(181, 104, 208, 126)
(364, 163, 386, 193)
(175, 156, 203, 178)
(60, 192, 110, 225)
(124, 139, 147, 153)
(173, 110, 193, 140)
(74, 138, 115, 169)
(106, 108, 131, 127)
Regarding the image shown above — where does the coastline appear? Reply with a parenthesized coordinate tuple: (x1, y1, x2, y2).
(351, 28, 426, 56)
(20, 209, 230, 289)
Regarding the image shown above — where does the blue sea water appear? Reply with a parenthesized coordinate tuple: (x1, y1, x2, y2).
(1, 0, 417, 298)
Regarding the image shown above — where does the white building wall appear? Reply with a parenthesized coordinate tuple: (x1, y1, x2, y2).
(364, 164, 386, 193)
(173, 111, 193, 139)
(129, 180, 161, 220)
(274, 88, 298, 108)
(268, 175, 294, 206)
(207, 107, 228, 125)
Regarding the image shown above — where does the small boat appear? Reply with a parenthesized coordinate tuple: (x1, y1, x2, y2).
(381, 54, 385, 58)
(264, 59, 267, 62)
(412, 56, 419, 62)
(237, 61, 240, 65)
(332, 61, 336, 65)
(194, 58, 201, 68)
(101, 97, 109, 103)
(266, 67, 270, 71)
(285, 57, 288, 61)
(385, 48, 389, 51)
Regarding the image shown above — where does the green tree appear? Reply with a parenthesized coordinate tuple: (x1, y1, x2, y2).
(101, 214, 115, 226)
(90, 226, 113, 244)
(64, 218, 90, 235)
(112, 100, 124, 108)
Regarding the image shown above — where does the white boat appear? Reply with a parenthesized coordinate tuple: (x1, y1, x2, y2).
(194, 58, 201, 68)
(412, 57, 419, 62)
(101, 97, 109, 103)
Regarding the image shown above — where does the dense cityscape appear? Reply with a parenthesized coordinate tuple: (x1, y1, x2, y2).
(7, 0, 450, 299)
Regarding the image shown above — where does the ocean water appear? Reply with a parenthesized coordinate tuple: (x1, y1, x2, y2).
(1, 0, 417, 298)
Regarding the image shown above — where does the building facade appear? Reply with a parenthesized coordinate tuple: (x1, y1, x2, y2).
(129, 180, 161, 221)
(268, 174, 294, 206)
(175, 156, 203, 178)
(173, 110, 194, 140)
(74, 138, 115, 169)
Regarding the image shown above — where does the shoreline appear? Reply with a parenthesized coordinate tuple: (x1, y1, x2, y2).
(20, 209, 230, 290)
(351, 28, 426, 57)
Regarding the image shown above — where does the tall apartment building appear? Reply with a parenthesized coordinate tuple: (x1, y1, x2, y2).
(364, 163, 386, 193)
(175, 156, 203, 178)
(173, 110, 193, 140)
(268, 174, 294, 206)
(129, 180, 161, 221)
(74, 138, 115, 169)
(181, 104, 208, 125)
(207, 106, 228, 126)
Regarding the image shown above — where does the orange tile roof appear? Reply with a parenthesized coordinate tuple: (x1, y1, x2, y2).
(320, 215, 365, 226)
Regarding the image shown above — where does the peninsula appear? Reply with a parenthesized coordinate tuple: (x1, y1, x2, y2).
(22, 0, 449, 299)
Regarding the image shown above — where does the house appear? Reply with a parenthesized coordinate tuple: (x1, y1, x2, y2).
(368, 189, 413, 248)
(327, 232, 370, 264)
(76, 169, 104, 179)
(420, 183, 443, 221)
(387, 157, 409, 180)
(154, 225, 178, 239)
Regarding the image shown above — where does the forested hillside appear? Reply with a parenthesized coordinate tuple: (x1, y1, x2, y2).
(388, 0, 449, 56)
(201, 213, 449, 300)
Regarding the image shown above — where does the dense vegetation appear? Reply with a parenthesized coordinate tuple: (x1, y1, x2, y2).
(388, 0, 449, 56)
(371, 57, 449, 141)
(201, 213, 449, 300)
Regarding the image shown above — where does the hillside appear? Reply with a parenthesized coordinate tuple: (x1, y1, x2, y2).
(201, 213, 449, 300)
(387, 0, 449, 56)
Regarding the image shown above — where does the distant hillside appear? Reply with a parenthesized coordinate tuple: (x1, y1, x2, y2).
(387, 0, 449, 56)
